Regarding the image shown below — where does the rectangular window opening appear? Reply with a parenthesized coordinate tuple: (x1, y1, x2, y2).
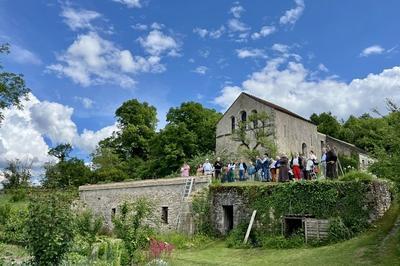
(111, 208, 116, 218)
(223, 205, 234, 233)
(161, 207, 168, 224)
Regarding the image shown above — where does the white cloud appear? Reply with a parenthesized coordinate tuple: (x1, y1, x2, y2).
(280, 0, 305, 25)
(112, 0, 142, 8)
(198, 49, 210, 58)
(318, 63, 329, 72)
(236, 48, 267, 59)
(209, 26, 225, 39)
(138, 30, 180, 56)
(230, 5, 245, 18)
(61, 7, 101, 31)
(47, 32, 164, 88)
(214, 56, 400, 120)
(360, 45, 385, 57)
(251, 25, 276, 40)
(131, 23, 148, 31)
(75, 97, 94, 109)
(10, 45, 42, 65)
(150, 22, 164, 30)
(0, 93, 117, 171)
(228, 18, 250, 32)
(192, 66, 208, 75)
(272, 43, 289, 53)
(193, 28, 208, 38)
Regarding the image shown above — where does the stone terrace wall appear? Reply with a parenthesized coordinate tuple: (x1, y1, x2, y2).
(210, 180, 392, 235)
(79, 176, 210, 233)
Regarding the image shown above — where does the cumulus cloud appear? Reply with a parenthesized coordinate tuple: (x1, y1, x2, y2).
(10, 45, 42, 65)
(280, 0, 305, 25)
(251, 25, 276, 40)
(193, 28, 208, 38)
(236, 48, 267, 59)
(138, 30, 180, 56)
(209, 26, 226, 39)
(214, 56, 400, 120)
(131, 23, 148, 31)
(112, 0, 142, 8)
(61, 7, 101, 31)
(228, 18, 250, 32)
(0, 93, 117, 171)
(360, 45, 385, 57)
(47, 32, 165, 88)
(192, 66, 208, 75)
(230, 5, 245, 18)
(74, 97, 94, 109)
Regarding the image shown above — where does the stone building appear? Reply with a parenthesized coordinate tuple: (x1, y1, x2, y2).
(79, 176, 209, 234)
(216, 92, 371, 167)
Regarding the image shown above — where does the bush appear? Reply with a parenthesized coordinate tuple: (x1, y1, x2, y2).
(157, 233, 212, 250)
(260, 234, 304, 249)
(340, 171, 374, 182)
(1, 208, 28, 246)
(8, 188, 28, 202)
(0, 204, 11, 224)
(328, 217, 353, 242)
(27, 192, 75, 266)
(225, 223, 255, 248)
(191, 189, 212, 236)
(75, 210, 103, 251)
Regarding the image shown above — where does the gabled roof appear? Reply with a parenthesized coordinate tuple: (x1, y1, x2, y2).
(221, 92, 314, 125)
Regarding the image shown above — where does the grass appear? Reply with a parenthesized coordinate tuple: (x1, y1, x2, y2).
(170, 199, 400, 266)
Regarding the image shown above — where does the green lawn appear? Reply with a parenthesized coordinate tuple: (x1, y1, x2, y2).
(171, 200, 400, 266)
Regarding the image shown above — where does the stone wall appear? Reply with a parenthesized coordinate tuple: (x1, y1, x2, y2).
(210, 180, 392, 235)
(79, 176, 210, 233)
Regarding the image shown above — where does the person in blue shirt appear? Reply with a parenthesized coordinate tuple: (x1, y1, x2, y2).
(261, 153, 271, 182)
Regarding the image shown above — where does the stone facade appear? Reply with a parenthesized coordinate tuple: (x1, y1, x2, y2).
(79, 176, 210, 234)
(210, 180, 392, 235)
(216, 93, 370, 167)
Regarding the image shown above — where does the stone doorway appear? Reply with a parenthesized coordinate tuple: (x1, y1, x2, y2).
(223, 205, 234, 233)
(284, 216, 303, 237)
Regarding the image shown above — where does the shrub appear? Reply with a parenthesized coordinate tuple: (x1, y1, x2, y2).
(191, 189, 212, 236)
(113, 198, 154, 265)
(260, 234, 304, 249)
(328, 217, 353, 242)
(0, 204, 11, 224)
(27, 192, 75, 266)
(1, 208, 28, 246)
(225, 223, 255, 248)
(75, 210, 103, 251)
(157, 233, 212, 250)
(340, 171, 374, 182)
(8, 188, 28, 202)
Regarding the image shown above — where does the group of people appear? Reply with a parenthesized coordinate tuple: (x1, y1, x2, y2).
(180, 145, 338, 182)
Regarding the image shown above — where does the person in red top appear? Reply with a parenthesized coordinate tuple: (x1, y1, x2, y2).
(290, 152, 302, 180)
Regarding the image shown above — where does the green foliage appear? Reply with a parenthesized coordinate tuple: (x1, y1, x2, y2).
(0, 204, 11, 224)
(260, 234, 304, 249)
(338, 154, 359, 173)
(48, 143, 72, 162)
(225, 223, 254, 248)
(113, 198, 154, 265)
(157, 233, 212, 250)
(310, 112, 342, 139)
(340, 171, 374, 182)
(0, 207, 28, 246)
(328, 217, 353, 242)
(75, 210, 103, 251)
(191, 189, 212, 235)
(27, 192, 75, 266)
(43, 158, 93, 188)
(0, 43, 30, 122)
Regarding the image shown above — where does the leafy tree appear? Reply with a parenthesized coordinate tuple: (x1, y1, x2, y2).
(113, 198, 154, 265)
(232, 111, 277, 159)
(2, 159, 31, 189)
(91, 146, 128, 182)
(310, 112, 342, 138)
(27, 192, 75, 266)
(0, 43, 30, 122)
(166, 102, 222, 154)
(48, 143, 72, 162)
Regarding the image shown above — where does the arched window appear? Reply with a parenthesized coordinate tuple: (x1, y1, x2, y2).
(231, 116, 235, 133)
(302, 143, 307, 156)
(241, 111, 247, 122)
(251, 110, 258, 128)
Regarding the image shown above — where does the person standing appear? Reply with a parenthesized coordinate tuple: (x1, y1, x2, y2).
(261, 153, 271, 182)
(238, 159, 247, 181)
(203, 159, 213, 176)
(255, 156, 262, 181)
(320, 147, 327, 178)
(227, 161, 236, 182)
(180, 162, 190, 177)
(278, 154, 289, 182)
(326, 146, 338, 179)
(290, 152, 302, 180)
(270, 157, 276, 182)
(214, 157, 223, 181)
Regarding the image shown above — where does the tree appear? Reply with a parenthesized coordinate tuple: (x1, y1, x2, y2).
(310, 112, 342, 138)
(232, 111, 276, 159)
(0, 43, 30, 122)
(27, 192, 75, 266)
(48, 143, 72, 162)
(166, 102, 222, 154)
(2, 159, 31, 189)
(91, 146, 128, 182)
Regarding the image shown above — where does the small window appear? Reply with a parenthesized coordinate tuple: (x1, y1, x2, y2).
(161, 207, 168, 224)
(231, 116, 235, 133)
(251, 110, 258, 128)
(241, 111, 247, 122)
(111, 208, 116, 218)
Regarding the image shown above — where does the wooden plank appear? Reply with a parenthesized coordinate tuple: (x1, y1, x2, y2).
(243, 210, 257, 244)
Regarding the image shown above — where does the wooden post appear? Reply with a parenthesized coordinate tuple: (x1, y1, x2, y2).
(243, 210, 257, 244)
(304, 219, 308, 244)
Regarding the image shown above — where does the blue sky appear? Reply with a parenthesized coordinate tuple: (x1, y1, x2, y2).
(0, 0, 400, 171)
